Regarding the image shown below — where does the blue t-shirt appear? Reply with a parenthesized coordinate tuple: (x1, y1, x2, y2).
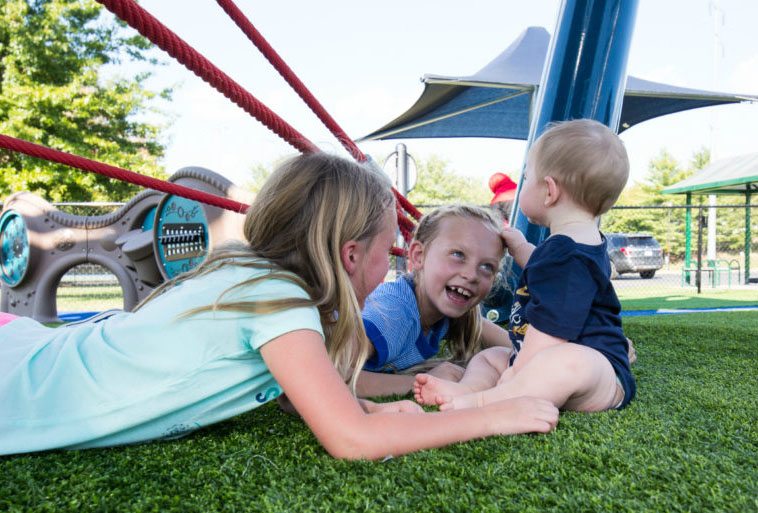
(362, 274, 449, 372)
(0, 263, 324, 455)
(508, 235, 635, 408)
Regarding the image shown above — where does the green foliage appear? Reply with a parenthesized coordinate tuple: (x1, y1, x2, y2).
(245, 162, 272, 194)
(407, 155, 490, 206)
(602, 148, 710, 259)
(0, 0, 170, 202)
(605, 146, 755, 257)
(711, 194, 756, 253)
(243, 154, 491, 208)
(1, 311, 755, 512)
(639, 148, 706, 199)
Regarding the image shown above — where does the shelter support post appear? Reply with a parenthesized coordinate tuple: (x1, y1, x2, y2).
(509, 0, 639, 285)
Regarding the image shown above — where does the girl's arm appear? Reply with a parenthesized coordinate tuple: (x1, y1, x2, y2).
(260, 330, 558, 460)
(480, 318, 514, 349)
(279, 393, 423, 415)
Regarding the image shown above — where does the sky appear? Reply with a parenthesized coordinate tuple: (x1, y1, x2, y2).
(124, 0, 758, 193)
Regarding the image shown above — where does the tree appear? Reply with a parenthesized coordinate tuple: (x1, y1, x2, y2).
(245, 163, 272, 194)
(640, 148, 706, 201)
(406, 155, 490, 207)
(601, 148, 710, 260)
(0, 0, 170, 202)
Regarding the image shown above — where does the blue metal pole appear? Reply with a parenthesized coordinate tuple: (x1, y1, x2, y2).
(508, 0, 639, 279)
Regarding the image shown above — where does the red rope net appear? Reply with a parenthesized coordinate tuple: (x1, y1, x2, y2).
(0, 133, 414, 255)
(214, 0, 423, 224)
(0, 134, 249, 214)
(1, 0, 422, 253)
(96, 0, 319, 156)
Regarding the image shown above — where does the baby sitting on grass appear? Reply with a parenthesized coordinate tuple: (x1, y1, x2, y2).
(415, 119, 636, 413)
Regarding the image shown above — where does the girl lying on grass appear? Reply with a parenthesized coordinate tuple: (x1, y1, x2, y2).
(0, 152, 558, 459)
(357, 205, 516, 397)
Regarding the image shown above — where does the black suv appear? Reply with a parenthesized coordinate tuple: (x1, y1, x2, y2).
(605, 233, 663, 279)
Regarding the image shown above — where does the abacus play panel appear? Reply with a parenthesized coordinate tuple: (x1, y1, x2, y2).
(0, 167, 251, 322)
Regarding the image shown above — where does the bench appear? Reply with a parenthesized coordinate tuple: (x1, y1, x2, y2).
(681, 259, 741, 288)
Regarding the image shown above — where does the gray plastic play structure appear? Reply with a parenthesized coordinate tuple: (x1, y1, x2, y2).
(0, 167, 250, 323)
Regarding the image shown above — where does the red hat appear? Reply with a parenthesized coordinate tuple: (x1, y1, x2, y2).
(488, 172, 517, 205)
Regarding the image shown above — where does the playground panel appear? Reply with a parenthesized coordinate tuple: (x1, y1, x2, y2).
(0, 167, 251, 323)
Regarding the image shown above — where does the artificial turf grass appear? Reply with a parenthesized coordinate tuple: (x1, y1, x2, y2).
(618, 287, 758, 311)
(1, 312, 756, 513)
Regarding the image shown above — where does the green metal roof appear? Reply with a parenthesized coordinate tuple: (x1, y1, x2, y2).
(662, 152, 758, 195)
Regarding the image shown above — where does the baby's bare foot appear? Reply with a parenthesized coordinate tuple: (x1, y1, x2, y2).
(438, 392, 483, 411)
(413, 373, 472, 405)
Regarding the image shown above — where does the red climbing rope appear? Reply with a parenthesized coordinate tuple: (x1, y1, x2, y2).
(0, 134, 250, 214)
(215, 0, 423, 223)
(96, 0, 318, 156)
(2, 0, 421, 254)
(394, 190, 423, 223)
(216, 0, 364, 162)
(97, 0, 420, 247)
(0, 134, 418, 245)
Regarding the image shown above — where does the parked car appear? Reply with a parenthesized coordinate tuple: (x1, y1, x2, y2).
(605, 233, 663, 279)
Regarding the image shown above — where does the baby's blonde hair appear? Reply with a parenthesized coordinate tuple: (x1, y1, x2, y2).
(529, 119, 629, 216)
(412, 204, 504, 363)
(139, 152, 394, 391)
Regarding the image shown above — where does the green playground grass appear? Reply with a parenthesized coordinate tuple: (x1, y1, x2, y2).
(45, 283, 758, 316)
(1, 311, 756, 512)
(617, 286, 758, 311)
(56, 285, 124, 312)
(6, 274, 756, 317)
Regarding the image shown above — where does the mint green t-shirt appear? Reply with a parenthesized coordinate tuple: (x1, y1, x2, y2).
(0, 264, 323, 455)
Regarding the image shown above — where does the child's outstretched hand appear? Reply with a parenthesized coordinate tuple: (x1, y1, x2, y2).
(500, 226, 527, 252)
(500, 227, 534, 267)
(372, 400, 424, 414)
(486, 397, 559, 435)
(361, 399, 424, 414)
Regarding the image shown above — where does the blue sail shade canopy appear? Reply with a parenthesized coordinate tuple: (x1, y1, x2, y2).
(359, 27, 758, 141)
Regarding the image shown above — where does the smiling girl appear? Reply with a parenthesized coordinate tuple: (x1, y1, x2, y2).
(358, 205, 514, 397)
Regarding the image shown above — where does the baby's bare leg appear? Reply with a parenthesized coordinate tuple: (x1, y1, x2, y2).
(414, 347, 511, 405)
(438, 343, 620, 412)
(458, 347, 512, 390)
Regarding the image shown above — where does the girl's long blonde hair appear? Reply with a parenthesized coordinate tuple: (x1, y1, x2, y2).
(412, 205, 504, 364)
(138, 152, 395, 391)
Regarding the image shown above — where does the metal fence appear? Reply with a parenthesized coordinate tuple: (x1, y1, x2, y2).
(45, 203, 127, 314)
(2, 202, 757, 318)
(600, 204, 757, 308)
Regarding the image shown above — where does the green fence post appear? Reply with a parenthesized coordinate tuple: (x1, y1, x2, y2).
(746, 189, 752, 285)
(684, 193, 692, 284)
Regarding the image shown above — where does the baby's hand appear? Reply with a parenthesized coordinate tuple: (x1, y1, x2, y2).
(500, 226, 528, 252)
(372, 400, 424, 414)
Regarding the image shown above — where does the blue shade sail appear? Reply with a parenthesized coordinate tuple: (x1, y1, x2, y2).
(360, 27, 757, 142)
